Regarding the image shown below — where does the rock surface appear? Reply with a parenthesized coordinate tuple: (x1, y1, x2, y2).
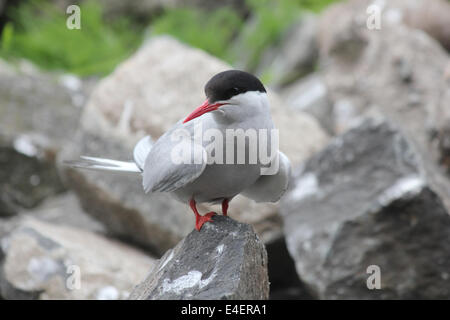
(280, 73, 333, 134)
(317, 4, 450, 209)
(0, 217, 154, 300)
(59, 36, 329, 254)
(401, 0, 450, 51)
(22, 192, 106, 234)
(129, 216, 269, 300)
(0, 59, 93, 215)
(318, 0, 450, 56)
(256, 14, 318, 87)
(319, 7, 449, 136)
(0, 136, 65, 217)
(0, 59, 89, 153)
(280, 119, 450, 299)
(0, 192, 106, 247)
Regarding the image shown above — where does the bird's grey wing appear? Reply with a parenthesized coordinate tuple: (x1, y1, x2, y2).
(142, 126, 207, 193)
(133, 135, 153, 171)
(241, 151, 291, 203)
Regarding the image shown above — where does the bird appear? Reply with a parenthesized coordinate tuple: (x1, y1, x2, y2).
(65, 70, 291, 231)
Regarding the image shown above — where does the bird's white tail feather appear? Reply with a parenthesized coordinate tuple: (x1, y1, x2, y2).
(133, 136, 153, 170)
(64, 156, 141, 173)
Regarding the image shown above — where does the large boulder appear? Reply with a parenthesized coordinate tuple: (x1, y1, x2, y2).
(401, 0, 450, 52)
(129, 216, 269, 300)
(22, 192, 106, 234)
(0, 192, 106, 248)
(0, 137, 65, 216)
(255, 14, 319, 87)
(59, 36, 329, 254)
(318, 0, 450, 56)
(0, 60, 90, 154)
(0, 217, 154, 300)
(317, 2, 450, 206)
(280, 119, 450, 299)
(318, 10, 449, 137)
(280, 73, 333, 134)
(0, 61, 90, 215)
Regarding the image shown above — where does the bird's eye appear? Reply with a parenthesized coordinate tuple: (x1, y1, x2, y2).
(232, 87, 240, 94)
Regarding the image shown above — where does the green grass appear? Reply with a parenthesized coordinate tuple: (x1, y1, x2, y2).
(151, 7, 243, 62)
(0, 0, 342, 76)
(151, 0, 342, 71)
(0, 0, 143, 76)
(234, 0, 343, 70)
(232, 0, 303, 70)
(297, 0, 342, 12)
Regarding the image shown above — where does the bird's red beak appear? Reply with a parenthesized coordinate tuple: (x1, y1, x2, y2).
(183, 100, 224, 123)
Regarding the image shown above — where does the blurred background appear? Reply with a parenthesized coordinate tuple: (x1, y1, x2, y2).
(0, 0, 449, 300)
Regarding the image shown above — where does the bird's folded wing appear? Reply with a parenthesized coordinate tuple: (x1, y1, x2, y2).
(241, 151, 291, 203)
(133, 135, 153, 171)
(142, 131, 207, 193)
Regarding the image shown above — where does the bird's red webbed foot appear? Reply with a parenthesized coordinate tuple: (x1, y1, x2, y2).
(189, 199, 216, 231)
(195, 211, 215, 231)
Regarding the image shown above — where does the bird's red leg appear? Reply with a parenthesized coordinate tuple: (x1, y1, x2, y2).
(189, 199, 215, 231)
(222, 198, 229, 216)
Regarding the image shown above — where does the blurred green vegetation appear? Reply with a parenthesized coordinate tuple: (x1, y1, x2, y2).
(0, 0, 341, 77)
(0, 0, 142, 76)
(151, 7, 243, 62)
(231, 0, 302, 70)
(297, 0, 343, 12)
(149, 0, 342, 69)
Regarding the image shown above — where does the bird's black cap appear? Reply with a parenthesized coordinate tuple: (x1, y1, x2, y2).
(205, 70, 266, 103)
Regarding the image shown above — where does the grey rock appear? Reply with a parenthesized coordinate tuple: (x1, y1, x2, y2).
(280, 73, 334, 134)
(0, 192, 105, 247)
(22, 192, 106, 234)
(428, 61, 450, 172)
(0, 217, 154, 299)
(318, 6, 450, 209)
(256, 14, 319, 87)
(0, 60, 94, 215)
(229, 15, 261, 72)
(437, 121, 450, 171)
(0, 216, 17, 244)
(280, 119, 450, 299)
(0, 60, 90, 153)
(129, 216, 269, 300)
(0, 138, 65, 216)
(318, 0, 450, 58)
(401, 0, 450, 51)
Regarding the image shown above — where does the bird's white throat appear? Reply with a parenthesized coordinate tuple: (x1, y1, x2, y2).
(212, 91, 271, 124)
